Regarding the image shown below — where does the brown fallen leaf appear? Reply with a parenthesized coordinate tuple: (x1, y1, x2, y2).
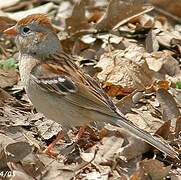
(156, 89, 181, 125)
(0, 88, 14, 106)
(116, 90, 139, 115)
(96, 46, 155, 92)
(156, 31, 181, 48)
(0, 16, 16, 33)
(155, 120, 171, 139)
(175, 116, 181, 138)
(145, 29, 159, 53)
(0, 134, 15, 169)
(155, 80, 170, 90)
(4, 3, 56, 21)
(5, 142, 32, 162)
(96, 0, 153, 31)
(127, 109, 163, 133)
(118, 137, 150, 161)
(0, 68, 18, 88)
(145, 51, 180, 77)
(82, 125, 124, 166)
(131, 159, 171, 180)
(102, 82, 133, 97)
(65, 0, 90, 34)
(151, 0, 181, 22)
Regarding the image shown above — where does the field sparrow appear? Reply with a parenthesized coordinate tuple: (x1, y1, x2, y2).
(4, 14, 178, 158)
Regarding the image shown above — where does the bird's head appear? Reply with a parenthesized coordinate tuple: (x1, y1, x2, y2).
(4, 14, 61, 57)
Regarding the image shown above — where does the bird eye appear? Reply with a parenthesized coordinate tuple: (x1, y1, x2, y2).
(22, 26, 31, 34)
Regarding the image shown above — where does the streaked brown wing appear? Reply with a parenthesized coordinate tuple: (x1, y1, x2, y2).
(30, 53, 117, 117)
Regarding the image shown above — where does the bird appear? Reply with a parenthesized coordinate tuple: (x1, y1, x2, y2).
(4, 13, 178, 159)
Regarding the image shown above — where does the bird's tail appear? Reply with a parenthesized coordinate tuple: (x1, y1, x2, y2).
(110, 110, 179, 159)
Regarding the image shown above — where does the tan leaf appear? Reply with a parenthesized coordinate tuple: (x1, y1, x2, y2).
(96, 46, 155, 91)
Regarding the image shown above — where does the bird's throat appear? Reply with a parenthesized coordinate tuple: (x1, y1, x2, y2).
(19, 53, 39, 87)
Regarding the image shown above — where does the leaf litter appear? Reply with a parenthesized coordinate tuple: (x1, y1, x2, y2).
(0, 0, 181, 179)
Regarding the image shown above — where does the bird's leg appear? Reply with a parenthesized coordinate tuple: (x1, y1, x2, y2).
(75, 126, 86, 142)
(43, 131, 64, 157)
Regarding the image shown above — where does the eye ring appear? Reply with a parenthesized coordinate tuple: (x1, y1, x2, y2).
(22, 26, 31, 35)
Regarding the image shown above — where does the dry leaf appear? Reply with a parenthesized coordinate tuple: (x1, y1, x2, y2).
(102, 82, 133, 97)
(145, 51, 180, 77)
(65, 0, 90, 34)
(5, 142, 32, 162)
(96, 0, 153, 31)
(0, 16, 16, 33)
(145, 29, 159, 53)
(9, 170, 33, 180)
(0, 69, 18, 88)
(0, 88, 14, 106)
(156, 89, 181, 125)
(116, 90, 139, 115)
(4, 3, 56, 21)
(175, 116, 181, 138)
(96, 46, 155, 91)
(157, 31, 181, 48)
(86, 127, 124, 165)
(151, 0, 181, 21)
(131, 159, 171, 180)
(0, 134, 15, 169)
(155, 120, 171, 139)
(118, 137, 150, 160)
(0, 0, 20, 9)
(126, 110, 163, 133)
(156, 80, 170, 90)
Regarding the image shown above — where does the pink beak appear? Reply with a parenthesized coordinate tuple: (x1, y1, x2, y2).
(4, 26, 17, 36)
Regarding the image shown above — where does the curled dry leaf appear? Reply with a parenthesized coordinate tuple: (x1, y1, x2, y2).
(156, 31, 181, 48)
(96, 46, 155, 92)
(15, 153, 45, 178)
(130, 14, 155, 29)
(145, 51, 180, 77)
(156, 89, 181, 126)
(102, 83, 133, 97)
(96, 0, 153, 31)
(0, 105, 30, 126)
